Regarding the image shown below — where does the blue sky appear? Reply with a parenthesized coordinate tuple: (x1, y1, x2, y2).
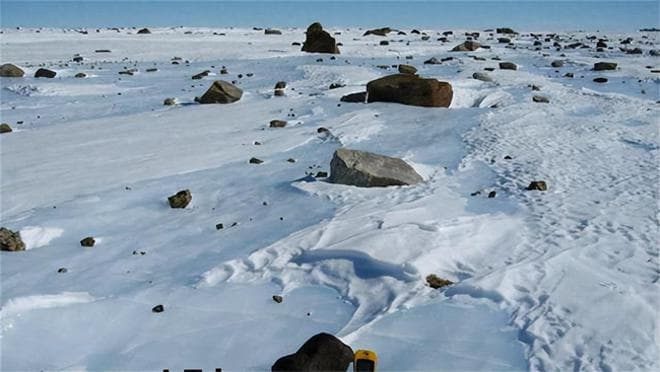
(1, 1, 658, 31)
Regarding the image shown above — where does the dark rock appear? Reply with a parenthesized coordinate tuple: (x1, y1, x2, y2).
(192, 70, 210, 80)
(498, 37, 511, 43)
(340, 91, 367, 103)
(593, 62, 617, 71)
(472, 72, 493, 82)
(95, 49, 111, 53)
(499, 62, 517, 70)
(532, 95, 549, 103)
(315, 171, 328, 178)
(622, 47, 643, 55)
(198, 80, 243, 104)
(215, 223, 224, 230)
(527, 181, 548, 191)
(163, 97, 177, 106)
(249, 157, 264, 164)
(152, 304, 164, 313)
(0, 63, 25, 77)
(168, 189, 192, 208)
(564, 72, 574, 78)
(426, 274, 453, 289)
(488, 191, 497, 198)
(379, 40, 389, 46)
(271, 333, 354, 372)
(451, 40, 480, 51)
(593, 77, 608, 83)
(363, 27, 393, 37)
(35, 68, 57, 78)
(270, 120, 287, 128)
(329, 148, 423, 187)
(397, 64, 417, 74)
(496, 27, 517, 34)
(302, 22, 340, 54)
(274, 81, 287, 89)
(329, 83, 345, 89)
(423, 57, 441, 64)
(137, 28, 151, 34)
(366, 73, 453, 107)
(0, 227, 25, 251)
(265, 28, 282, 35)
(551, 60, 564, 68)
(272, 295, 283, 303)
(72, 56, 84, 63)
(0, 123, 13, 134)
(74, 72, 87, 78)
(80, 237, 95, 247)
(57, 267, 68, 273)
(597, 40, 608, 48)
(145, 68, 158, 72)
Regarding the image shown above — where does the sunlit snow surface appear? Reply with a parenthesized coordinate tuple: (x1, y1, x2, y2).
(1, 27, 658, 371)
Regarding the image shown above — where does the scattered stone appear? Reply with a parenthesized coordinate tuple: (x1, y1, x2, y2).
(527, 181, 548, 191)
(265, 28, 282, 35)
(315, 171, 328, 178)
(423, 57, 441, 64)
(0, 123, 13, 134)
(398, 64, 417, 74)
(35, 68, 57, 78)
(329, 83, 345, 89)
(451, 40, 480, 51)
(302, 22, 340, 54)
(57, 268, 68, 273)
(0, 63, 25, 77)
(426, 274, 453, 289)
(379, 40, 389, 46)
(80, 237, 95, 247)
(198, 80, 243, 104)
(287, 158, 296, 163)
(192, 70, 210, 80)
(593, 62, 617, 71)
(249, 157, 264, 164)
(72, 56, 83, 63)
(499, 62, 517, 70)
(488, 191, 497, 198)
(366, 73, 453, 107)
(328, 148, 423, 187)
(168, 189, 192, 208)
(269, 120, 287, 128)
(146, 68, 158, 72)
(496, 27, 517, 34)
(152, 304, 164, 313)
(564, 72, 574, 78)
(95, 49, 111, 53)
(472, 72, 493, 82)
(74, 72, 87, 78)
(272, 295, 283, 303)
(504, 155, 512, 160)
(551, 60, 564, 68)
(0, 227, 25, 252)
(498, 37, 511, 43)
(593, 77, 608, 83)
(118, 70, 134, 76)
(271, 333, 353, 372)
(364, 27, 393, 37)
(137, 28, 151, 34)
(532, 95, 549, 103)
(163, 97, 177, 106)
(340, 91, 367, 103)
(215, 223, 224, 230)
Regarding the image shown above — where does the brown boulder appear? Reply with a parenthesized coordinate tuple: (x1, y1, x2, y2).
(198, 80, 243, 104)
(0, 227, 25, 252)
(366, 73, 453, 107)
(0, 63, 25, 77)
(451, 41, 481, 51)
(0, 123, 13, 134)
(302, 22, 339, 54)
(272, 333, 353, 372)
(168, 189, 192, 208)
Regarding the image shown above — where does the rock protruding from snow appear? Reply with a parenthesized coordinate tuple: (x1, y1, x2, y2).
(274, 81, 286, 96)
(363, 27, 394, 36)
(451, 41, 481, 52)
(163, 97, 176, 106)
(426, 274, 454, 289)
(527, 181, 548, 191)
(340, 92, 367, 103)
(472, 72, 494, 82)
(499, 62, 517, 70)
(0, 227, 25, 252)
(168, 189, 192, 208)
(80, 237, 95, 247)
(301, 22, 340, 54)
(0, 63, 25, 77)
(271, 333, 354, 372)
(366, 74, 453, 107)
(0, 123, 13, 134)
(329, 148, 423, 187)
(198, 80, 243, 104)
(398, 64, 417, 75)
(593, 62, 617, 71)
(34, 68, 56, 78)
(137, 28, 151, 34)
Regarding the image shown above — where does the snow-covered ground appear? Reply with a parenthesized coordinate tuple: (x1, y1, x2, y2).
(1, 26, 658, 371)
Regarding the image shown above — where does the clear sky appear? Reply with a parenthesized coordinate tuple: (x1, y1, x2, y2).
(1, 1, 658, 31)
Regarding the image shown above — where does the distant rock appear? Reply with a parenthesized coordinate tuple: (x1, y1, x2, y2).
(198, 80, 243, 104)
(163, 97, 177, 106)
(152, 304, 164, 313)
(274, 81, 287, 96)
(363, 27, 393, 36)
(551, 60, 564, 68)
(329, 148, 423, 187)
(451, 40, 480, 51)
(593, 77, 608, 83)
(564, 72, 574, 78)
(192, 70, 210, 80)
(302, 22, 340, 54)
(272, 333, 353, 372)
(527, 181, 548, 191)
(499, 62, 517, 70)
(272, 295, 283, 303)
(379, 40, 389, 46)
(650, 50, 660, 56)
(168, 189, 192, 208)
(329, 82, 345, 89)
(35, 68, 56, 78)
(249, 157, 264, 164)
(397, 64, 417, 74)
(593, 62, 617, 71)
(340, 91, 367, 103)
(472, 72, 493, 82)
(0, 123, 13, 134)
(597, 40, 608, 48)
(621, 47, 642, 55)
(532, 95, 549, 103)
(265, 28, 282, 35)
(72, 55, 83, 63)
(496, 27, 518, 34)
(146, 68, 158, 72)
(366, 73, 453, 107)
(426, 274, 453, 289)
(80, 237, 95, 247)
(137, 28, 151, 34)
(269, 119, 287, 128)
(0, 227, 25, 252)
(0, 63, 24, 77)
(498, 37, 511, 43)
(57, 267, 68, 273)
(423, 57, 441, 64)
(74, 72, 87, 78)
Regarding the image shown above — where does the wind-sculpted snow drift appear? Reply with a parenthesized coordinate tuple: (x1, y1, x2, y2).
(0, 26, 658, 371)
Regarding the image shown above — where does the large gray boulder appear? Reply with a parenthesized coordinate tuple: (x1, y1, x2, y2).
(0, 227, 25, 252)
(366, 73, 453, 107)
(198, 80, 243, 104)
(302, 22, 340, 54)
(329, 148, 423, 187)
(0, 63, 25, 77)
(271, 333, 354, 372)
